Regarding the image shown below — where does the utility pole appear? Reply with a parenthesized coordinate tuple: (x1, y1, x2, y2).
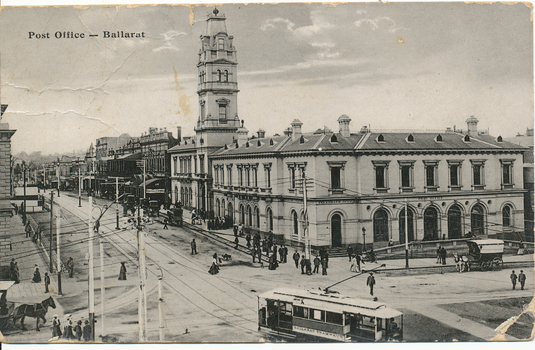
(23, 162, 26, 226)
(158, 277, 165, 341)
(78, 162, 82, 207)
(49, 191, 54, 272)
(100, 239, 105, 340)
(43, 164, 46, 190)
(405, 198, 409, 268)
(56, 208, 62, 295)
(115, 177, 120, 230)
(302, 171, 311, 261)
(56, 161, 60, 197)
(137, 203, 147, 341)
(88, 196, 95, 341)
(143, 159, 146, 200)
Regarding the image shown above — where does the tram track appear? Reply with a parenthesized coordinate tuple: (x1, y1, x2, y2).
(57, 197, 260, 338)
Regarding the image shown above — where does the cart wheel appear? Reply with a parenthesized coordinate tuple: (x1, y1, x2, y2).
(481, 262, 489, 272)
(492, 257, 502, 271)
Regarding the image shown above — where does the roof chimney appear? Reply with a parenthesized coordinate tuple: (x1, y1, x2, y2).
(338, 115, 351, 138)
(176, 126, 182, 142)
(466, 116, 479, 136)
(291, 119, 303, 141)
(257, 129, 266, 139)
(237, 121, 249, 145)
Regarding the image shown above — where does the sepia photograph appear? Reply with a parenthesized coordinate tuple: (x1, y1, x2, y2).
(0, 1, 533, 345)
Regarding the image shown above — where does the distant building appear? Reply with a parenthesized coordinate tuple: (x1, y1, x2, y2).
(505, 128, 534, 242)
(0, 104, 16, 251)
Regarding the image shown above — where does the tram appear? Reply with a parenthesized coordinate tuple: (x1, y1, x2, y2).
(258, 288, 403, 342)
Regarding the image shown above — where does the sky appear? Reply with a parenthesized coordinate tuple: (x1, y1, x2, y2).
(0, 2, 532, 155)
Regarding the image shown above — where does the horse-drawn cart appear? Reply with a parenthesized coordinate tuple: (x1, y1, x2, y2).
(0, 281, 16, 330)
(466, 239, 504, 271)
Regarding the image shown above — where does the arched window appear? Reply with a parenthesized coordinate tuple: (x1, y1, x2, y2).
(221, 199, 225, 217)
(373, 209, 389, 242)
(423, 206, 439, 240)
(239, 204, 245, 225)
(224, 70, 229, 82)
(471, 204, 485, 236)
(267, 208, 273, 232)
(228, 202, 233, 223)
(216, 198, 220, 217)
(217, 69, 222, 82)
(247, 205, 252, 226)
(502, 205, 512, 227)
(399, 207, 415, 244)
(254, 207, 260, 228)
(448, 205, 463, 239)
(292, 211, 299, 236)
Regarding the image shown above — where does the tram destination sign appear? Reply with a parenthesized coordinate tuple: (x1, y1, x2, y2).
(292, 325, 347, 341)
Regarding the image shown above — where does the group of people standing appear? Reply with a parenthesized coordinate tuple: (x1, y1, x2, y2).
(292, 248, 330, 275)
(510, 270, 527, 290)
(436, 246, 448, 265)
(52, 314, 92, 341)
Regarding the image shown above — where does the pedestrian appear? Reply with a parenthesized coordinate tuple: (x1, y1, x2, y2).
(350, 255, 358, 272)
(324, 251, 329, 269)
(519, 270, 526, 290)
(441, 247, 447, 265)
(66, 257, 74, 278)
(511, 270, 518, 290)
(272, 245, 278, 262)
(356, 253, 362, 272)
(163, 218, 168, 229)
(313, 255, 320, 273)
(52, 314, 62, 338)
(347, 246, 353, 262)
(25, 222, 31, 238)
(63, 315, 74, 339)
(74, 320, 83, 341)
(209, 253, 220, 275)
(10, 258, 16, 281)
(32, 264, 41, 283)
(321, 257, 328, 275)
(293, 250, 300, 268)
(191, 239, 197, 255)
(233, 225, 238, 237)
(251, 246, 256, 263)
(436, 245, 442, 264)
(300, 256, 306, 274)
(82, 320, 92, 341)
(257, 245, 262, 265)
(281, 245, 288, 263)
(234, 236, 239, 249)
(13, 262, 20, 284)
(44, 272, 50, 293)
(268, 253, 278, 270)
(366, 272, 376, 296)
(118, 262, 127, 280)
(246, 234, 251, 249)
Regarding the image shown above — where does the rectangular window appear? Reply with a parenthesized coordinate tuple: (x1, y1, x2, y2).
(331, 167, 341, 189)
(245, 168, 250, 187)
(450, 165, 459, 186)
(325, 312, 343, 325)
(426, 165, 435, 186)
(238, 168, 243, 186)
(228, 167, 232, 186)
(401, 166, 411, 187)
(200, 156, 204, 173)
(293, 306, 309, 319)
(376, 166, 385, 188)
(219, 104, 226, 119)
(253, 168, 258, 187)
(214, 166, 219, 185)
(220, 168, 224, 186)
(290, 167, 296, 188)
(311, 309, 325, 322)
(473, 165, 482, 185)
(503, 164, 511, 184)
(266, 168, 271, 188)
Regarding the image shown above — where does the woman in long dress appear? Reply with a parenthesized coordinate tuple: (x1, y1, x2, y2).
(209, 253, 219, 275)
(32, 264, 41, 283)
(118, 262, 127, 280)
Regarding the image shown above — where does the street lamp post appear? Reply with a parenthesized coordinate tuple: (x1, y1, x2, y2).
(78, 161, 82, 207)
(362, 227, 366, 252)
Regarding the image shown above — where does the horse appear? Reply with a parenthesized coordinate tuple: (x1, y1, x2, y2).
(12, 296, 56, 331)
(452, 252, 471, 273)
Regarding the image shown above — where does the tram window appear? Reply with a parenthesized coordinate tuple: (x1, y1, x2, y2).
(311, 309, 325, 322)
(325, 311, 343, 325)
(376, 318, 383, 330)
(293, 306, 308, 318)
(280, 302, 292, 316)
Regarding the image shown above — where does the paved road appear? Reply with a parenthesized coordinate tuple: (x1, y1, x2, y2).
(3, 191, 532, 343)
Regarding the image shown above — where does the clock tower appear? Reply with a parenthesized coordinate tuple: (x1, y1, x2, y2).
(195, 8, 240, 147)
